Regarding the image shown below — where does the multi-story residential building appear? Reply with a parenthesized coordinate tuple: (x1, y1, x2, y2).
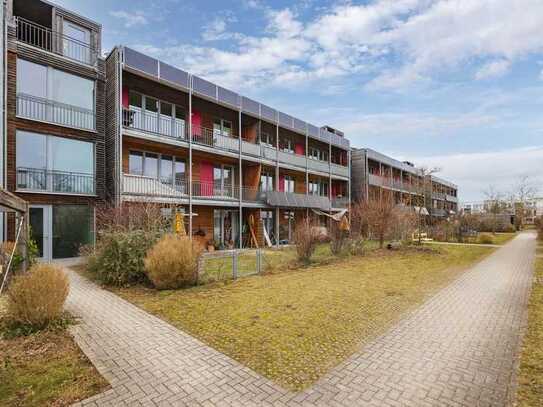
(351, 148, 459, 219)
(351, 148, 426, 208)
(427, 176, 458, 218)
(104, 47, 350, 249)
(2, 0, 105, 261)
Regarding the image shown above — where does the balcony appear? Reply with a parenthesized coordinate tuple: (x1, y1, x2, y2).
(432, 208, 447, 217)
(446, 194, 458, 203)
(433, 192, 446, 200)
(14, 17, 97, 66)
(17, 167, 95, 195)
(17, 93, 95, 131)
(121, 109, 349, 174)
(122, 174, 264, 203)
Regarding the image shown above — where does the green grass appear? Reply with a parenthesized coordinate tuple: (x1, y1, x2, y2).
(0, 299, 108, 406)
(114, 244, 493, 390)
(516, 239, 543, 406)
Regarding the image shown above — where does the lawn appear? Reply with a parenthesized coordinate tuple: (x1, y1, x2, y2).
(115, 244, 494, 390)
(0, 300, 108, 406)
(515, 239, 543, 406)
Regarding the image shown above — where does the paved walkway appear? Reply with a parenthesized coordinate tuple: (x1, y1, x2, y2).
(67, 232, 537, 406)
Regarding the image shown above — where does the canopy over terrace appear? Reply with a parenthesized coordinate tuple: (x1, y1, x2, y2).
(0, 189, 28, 294)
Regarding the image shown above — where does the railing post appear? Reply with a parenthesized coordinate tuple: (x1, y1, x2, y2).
(257, 249, 262, 274)
(232, 250, 238, 280)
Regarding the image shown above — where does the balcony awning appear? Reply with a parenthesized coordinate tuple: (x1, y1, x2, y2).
(266, 191, 331, 210)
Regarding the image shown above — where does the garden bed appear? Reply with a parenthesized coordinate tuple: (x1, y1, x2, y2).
(113, 244, 494, 390)
(0, 299, 108, 406)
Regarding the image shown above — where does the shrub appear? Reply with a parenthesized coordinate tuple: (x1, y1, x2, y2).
(478, 233, 494, 245)
(145, 234, 203, 289)
(293, 218, 319, 265)
(329, 220, 348, 255)
(6, 264, 69, 329)
(87, 230, 159, 286)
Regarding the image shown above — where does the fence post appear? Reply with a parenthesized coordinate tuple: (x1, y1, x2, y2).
(257, 249, 262, 274)
(232, 251, 238, 280)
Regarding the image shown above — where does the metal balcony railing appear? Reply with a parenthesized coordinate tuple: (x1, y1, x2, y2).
(331, 163, 349, 178)
(331, 197, 349, 208)
(123, 108, 186, 140)
(14, 17, 97, 66)
(307, 158, 330, 173)
(17, 167, 95, 195)
(17, 93, 95, 131)
(277, 150, 306, 168)
(122, 173, 265, 203)
(191, 126, 239, 152)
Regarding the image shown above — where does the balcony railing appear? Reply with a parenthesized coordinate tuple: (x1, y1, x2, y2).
(17, 167, 95, 195)
(121, 108, 349, 174)
(330, 163, 349, 178)
(14, 17, 97, 66)
(123, 108, 186, 140)
(331, 197, 349, 208)
(17, 93, 95, 131)
(122, 174, 263, 203)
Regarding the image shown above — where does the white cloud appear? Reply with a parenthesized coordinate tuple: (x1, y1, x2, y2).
(110, 10, 148, 28)
(127, 0, 543, 93)
(409, 146, 543, 201)
(475, 59, 511, 80)
(338, 112, 498, 139)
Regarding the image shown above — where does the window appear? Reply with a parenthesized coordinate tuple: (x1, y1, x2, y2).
(144, 153, 158, 178)
(284, 175, 295, 193)
(129, 151, 143, 175)
(213, 164, 235, 196)
(129, 150, 185, 188)
(309, 181, 318, 195)
(260, 132, 273, 147)
(281, 139, 294, 154)
(53, 205, 92, 258)
(16, 130, 95, 194)
(145, 97, 158, 113)
(129, 91, 142, 108)
(260, 172, 274, 192)
(213, 119, 233, 137)
(17, 59, 95, 111)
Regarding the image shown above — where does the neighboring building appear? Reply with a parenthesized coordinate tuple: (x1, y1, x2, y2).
(427, 176, 459, 218)
(351, 148, 458, 218)
(4, 0, 105, 261)
(104, 46, 350, 249)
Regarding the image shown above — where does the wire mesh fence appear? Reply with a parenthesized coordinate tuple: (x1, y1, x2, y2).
(197, 249, 267, 284)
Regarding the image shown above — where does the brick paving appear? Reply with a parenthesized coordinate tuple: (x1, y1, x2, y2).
(68, 232, 537, 406)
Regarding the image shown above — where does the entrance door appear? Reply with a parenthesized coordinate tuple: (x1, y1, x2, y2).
(29, 205, 52, 261)
(63, 20, 91, 64)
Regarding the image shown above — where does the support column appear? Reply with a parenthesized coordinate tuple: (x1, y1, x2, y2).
(275, 121, 280, 248)
(188, 76, 193, 239)
(238, 110, 243, 249)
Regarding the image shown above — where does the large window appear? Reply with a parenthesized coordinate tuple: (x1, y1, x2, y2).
(260, 172, 274, 192)
(16, 130, 95, 194)
(128, 150, 186, 189)
(16, 59, 95, 130)
(284, 175, 295, 193)
(128, 91, 185, 138)
(213, 164, 235, 197)
(17, 59, 94, 111)
(53, 205, 92, 258)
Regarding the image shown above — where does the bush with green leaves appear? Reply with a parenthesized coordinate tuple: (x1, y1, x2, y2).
(87, 230, 160, 286)
(478, 233, 495, 245)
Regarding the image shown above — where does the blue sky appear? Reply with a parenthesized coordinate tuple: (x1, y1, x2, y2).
(55, 0, 543, 201)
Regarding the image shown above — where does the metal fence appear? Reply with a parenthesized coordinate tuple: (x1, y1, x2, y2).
(17, 167, 95, 195)
(17, 93, 95, 131)
(197, 249, 266, 284)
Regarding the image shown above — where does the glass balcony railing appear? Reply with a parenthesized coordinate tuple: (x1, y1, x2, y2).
(14, 17, 97, 66)
(17, 167, 95, 195)
(17, 93, 96, 131)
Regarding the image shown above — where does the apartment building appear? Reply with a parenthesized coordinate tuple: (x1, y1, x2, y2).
(351, 148, 426, 208)
(427, 176, 458, 218)
(3, 0, 105, 261)
(351, 148, 458, 218)
(104, 47, 350, 249)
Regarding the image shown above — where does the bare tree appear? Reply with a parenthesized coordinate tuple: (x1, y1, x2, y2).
(413, 167, 440, 244)
(483, 185, 506, 234)
(510, 175, 538, 229)
(361, 188, 398, 249)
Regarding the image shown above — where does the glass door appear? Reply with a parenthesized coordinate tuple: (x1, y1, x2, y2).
(63, 21, 91, 64)
(29, 205, 52, 261)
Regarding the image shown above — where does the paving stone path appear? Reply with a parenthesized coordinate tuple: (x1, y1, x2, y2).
(68, 232, 536, 406)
